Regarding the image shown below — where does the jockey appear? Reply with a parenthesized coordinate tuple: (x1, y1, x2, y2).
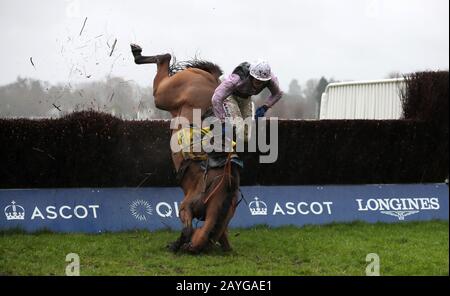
(211, 60, 283, 142)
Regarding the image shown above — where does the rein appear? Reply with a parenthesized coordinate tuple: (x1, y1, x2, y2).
(202, 152, 234, 205)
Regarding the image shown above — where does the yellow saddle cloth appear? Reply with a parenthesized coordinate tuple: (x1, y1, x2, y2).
(176, 126, 236, 161)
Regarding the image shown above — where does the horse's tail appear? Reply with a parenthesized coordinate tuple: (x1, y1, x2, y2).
(169, 57, 223, 80)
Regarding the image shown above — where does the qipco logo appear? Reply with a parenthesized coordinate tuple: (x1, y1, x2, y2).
(156, 202, 179, 218)
(129, 200, 180, 221)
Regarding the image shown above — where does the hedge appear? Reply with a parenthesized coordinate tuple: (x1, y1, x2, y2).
(0, 71, 447, 188)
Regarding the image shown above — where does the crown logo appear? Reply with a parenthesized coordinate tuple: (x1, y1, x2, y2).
(4, 201, 25, 220)
(248, 197, 268, 216)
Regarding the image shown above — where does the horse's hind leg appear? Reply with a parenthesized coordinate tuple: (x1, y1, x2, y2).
(152, 54, 172, 97)
(131, 44, 171, 65)
(130, 43, 171, 83)
(131, 44, 155, 64)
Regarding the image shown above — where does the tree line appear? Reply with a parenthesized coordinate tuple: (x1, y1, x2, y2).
(0, 76, 333, 119)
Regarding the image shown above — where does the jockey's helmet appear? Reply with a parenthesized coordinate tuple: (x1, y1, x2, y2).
(249, 60, 272, 81)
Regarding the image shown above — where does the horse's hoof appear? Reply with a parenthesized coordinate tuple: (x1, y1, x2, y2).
(222, 247, 233, 253)
(166, 241, 180, 253)
(180, 242, 200, 255)
(180, 242, 191, 251)
(130, 43, 142, 54)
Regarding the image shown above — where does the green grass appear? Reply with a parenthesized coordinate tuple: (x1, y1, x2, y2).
(0, 221, 448, 276)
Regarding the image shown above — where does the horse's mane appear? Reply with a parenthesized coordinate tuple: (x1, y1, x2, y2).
(169, 57, 223, 78)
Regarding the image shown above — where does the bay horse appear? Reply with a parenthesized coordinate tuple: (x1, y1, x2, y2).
(131, 44, 240, 253)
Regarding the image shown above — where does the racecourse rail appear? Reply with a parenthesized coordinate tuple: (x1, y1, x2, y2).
(1, 184, 448, 232)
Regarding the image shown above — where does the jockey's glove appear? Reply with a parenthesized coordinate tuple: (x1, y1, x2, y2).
(255, 105, 269, 119)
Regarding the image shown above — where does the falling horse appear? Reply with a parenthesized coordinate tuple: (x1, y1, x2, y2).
(131, 44, 241, 253)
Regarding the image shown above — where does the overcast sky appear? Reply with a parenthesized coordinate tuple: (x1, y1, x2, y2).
(0, 0, 448, 89)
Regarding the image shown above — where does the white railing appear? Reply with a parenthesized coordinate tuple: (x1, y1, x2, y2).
(320, 78, 406, 120)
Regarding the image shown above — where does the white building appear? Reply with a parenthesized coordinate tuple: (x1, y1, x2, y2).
(319, 78, 406, 120)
